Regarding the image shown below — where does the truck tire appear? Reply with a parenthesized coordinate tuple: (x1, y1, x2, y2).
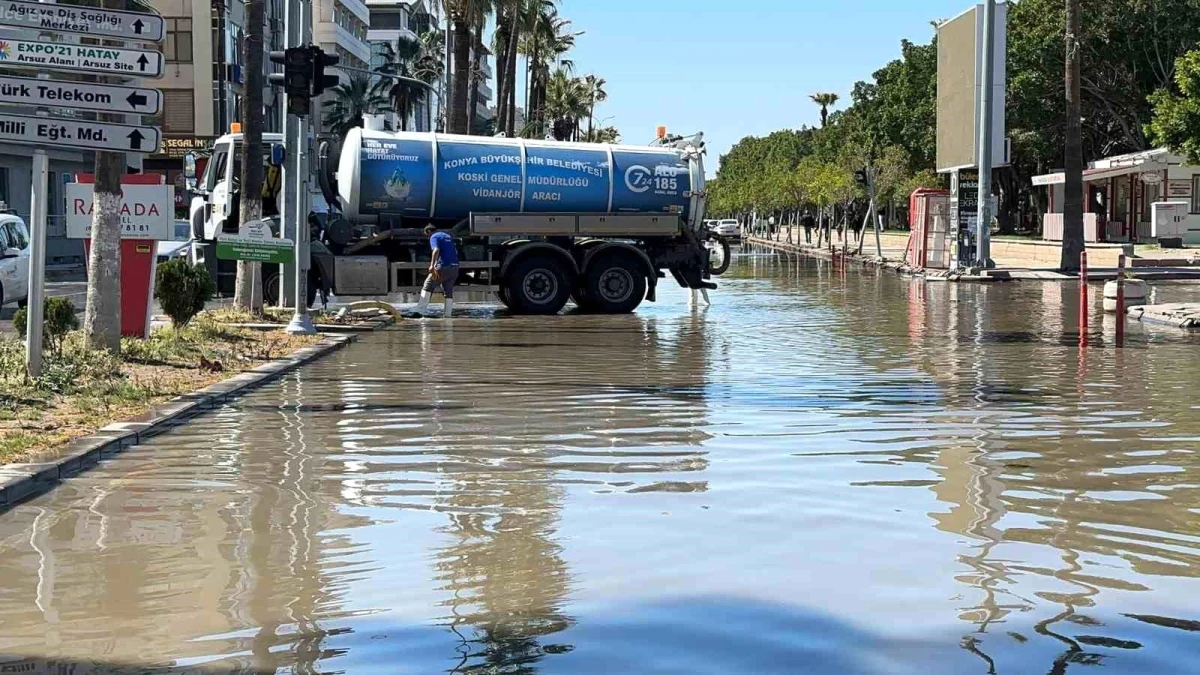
(583, 253, 646, 314)
(570, 287, 598, 312)
(504, 255, 571, 315)
(496, 286, 514, 310)
(263, 270, 318, 309)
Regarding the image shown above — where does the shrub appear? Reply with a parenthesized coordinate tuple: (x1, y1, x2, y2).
(155, 258, 215, 327)
(13, 297, 79, 356)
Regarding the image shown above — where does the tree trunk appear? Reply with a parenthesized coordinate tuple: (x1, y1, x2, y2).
(1061, 0, 1085, 272)
(494, 11, 510, 133)
(83, 150, 123, 351)
(234, 0, 265, 312)
(506, 21, 520, 136)
(467, 22, 482, 134)
(450, 16, 472, 134)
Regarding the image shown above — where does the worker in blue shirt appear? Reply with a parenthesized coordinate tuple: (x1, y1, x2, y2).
(412, 224, 460, 317)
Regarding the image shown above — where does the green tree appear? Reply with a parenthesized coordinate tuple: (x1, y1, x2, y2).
(544, 69, 588, 140)
(323, 75, 391, 139)
(375, 36, 427, 131)
(583, 74, 607, 142)
(1148, 50, 1200, 163)
(1062, 0, 1085, 271)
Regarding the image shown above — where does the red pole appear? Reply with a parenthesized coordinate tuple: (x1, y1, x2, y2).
(1079, 250, 1089, 344)
(1115, 253, 1126, 347)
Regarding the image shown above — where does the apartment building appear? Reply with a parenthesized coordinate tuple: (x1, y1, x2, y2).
(366, 0, 437, 132)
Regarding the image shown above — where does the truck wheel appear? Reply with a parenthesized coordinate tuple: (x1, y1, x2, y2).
(263, 270, 319, 309)
(584, 253, 646, 314)
(570, 287, 598, 312)
(504, 255, 571, 315)
(496, 287, 514, 310)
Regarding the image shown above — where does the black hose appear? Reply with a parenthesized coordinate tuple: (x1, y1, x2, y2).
(708, 236, 732, 276)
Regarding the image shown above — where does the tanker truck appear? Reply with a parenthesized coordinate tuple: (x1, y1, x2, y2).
(186, 128, 727, 314)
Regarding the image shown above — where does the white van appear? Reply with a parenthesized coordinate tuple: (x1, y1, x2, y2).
(0, 214, 30, 307)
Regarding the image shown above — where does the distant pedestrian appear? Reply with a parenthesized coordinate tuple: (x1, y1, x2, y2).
(801, 211, 815, 244)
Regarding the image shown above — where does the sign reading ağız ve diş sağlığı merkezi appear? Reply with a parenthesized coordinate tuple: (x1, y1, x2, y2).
(0, 0, 165, 41)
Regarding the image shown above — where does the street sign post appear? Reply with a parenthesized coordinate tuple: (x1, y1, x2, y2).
(0, 0, 166, 41)
(0, 38, 164, 77)
(1, 0, 166, 374)
(0, 113, 160, 152)
(0, 74, 161, 114)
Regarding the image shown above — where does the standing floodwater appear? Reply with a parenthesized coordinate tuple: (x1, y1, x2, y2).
(2, 249, 1200, 674)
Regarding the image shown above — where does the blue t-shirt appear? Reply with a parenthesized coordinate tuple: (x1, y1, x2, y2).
(430, 231, 459, 268)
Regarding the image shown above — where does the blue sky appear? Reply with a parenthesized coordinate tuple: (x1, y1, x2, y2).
(539, 0, 980, 174)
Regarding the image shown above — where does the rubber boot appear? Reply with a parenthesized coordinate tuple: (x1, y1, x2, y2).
(443, 297, 454, 318)
(404, 291, 432, 318)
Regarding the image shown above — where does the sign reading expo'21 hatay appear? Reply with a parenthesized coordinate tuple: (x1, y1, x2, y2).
(0, 0, 164, 154)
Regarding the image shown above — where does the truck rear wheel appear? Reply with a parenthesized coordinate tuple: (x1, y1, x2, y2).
(504, 255, 571, 315)
(584, 253, 646, 314)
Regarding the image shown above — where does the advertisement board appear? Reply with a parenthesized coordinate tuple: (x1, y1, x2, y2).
(610, 150, 690, 213)
(358, 136, 434, 216)
(65, 183, 173, 239)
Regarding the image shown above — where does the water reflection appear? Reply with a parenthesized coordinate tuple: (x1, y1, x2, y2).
(1, 249, 1200, 673)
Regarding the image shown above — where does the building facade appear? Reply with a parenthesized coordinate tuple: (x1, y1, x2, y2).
(366, 0, 437, 132)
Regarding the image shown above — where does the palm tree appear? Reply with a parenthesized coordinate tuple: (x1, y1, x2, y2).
(374, 36, 425, 131)
(414, 27, 445, 131)
(591, 125, 620, 144)
(444, 0, 493, 134)
(1061, 0, 1084, 271)
(467, 22, 485, 134)
(520, 8, 580, 137)
(583, 74, 606, 142)
(323, 75, 391, 139)
(234, 0, 266, 312)
(543, 69, 587, 141)
(811, 92, 839, 127)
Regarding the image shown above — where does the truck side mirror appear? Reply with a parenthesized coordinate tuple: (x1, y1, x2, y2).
(271, 144, 286, 167)
(183, 153, 198, 192)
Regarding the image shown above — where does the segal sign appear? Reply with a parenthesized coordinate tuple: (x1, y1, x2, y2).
(65, 183, 174, 240)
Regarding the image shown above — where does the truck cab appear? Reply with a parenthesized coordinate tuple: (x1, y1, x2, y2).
(188, 131, 285, 242)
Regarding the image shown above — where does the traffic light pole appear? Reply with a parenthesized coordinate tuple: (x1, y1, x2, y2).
(285, 0, 316, 335)
(278, 0, 300, 308)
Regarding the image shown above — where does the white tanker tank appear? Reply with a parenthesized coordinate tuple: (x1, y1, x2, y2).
(336, 128, 707, 227)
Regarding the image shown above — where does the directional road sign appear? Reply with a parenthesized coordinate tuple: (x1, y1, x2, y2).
(0, 0, 165, 42)
(0, 74, 161, 114)
(0, 113, 161, 153)
(0, 38, 164, 78)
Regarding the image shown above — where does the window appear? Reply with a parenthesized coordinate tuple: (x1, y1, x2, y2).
(6, 220, 28, 250)
(162, 90, 195, 133)
(164, 18, 193, 62)
(1193, 175, 1200, 213)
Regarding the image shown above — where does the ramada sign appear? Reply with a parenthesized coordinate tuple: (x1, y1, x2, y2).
(65, 182, 174, 240)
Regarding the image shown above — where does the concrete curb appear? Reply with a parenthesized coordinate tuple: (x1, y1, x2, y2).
(747, 236, 931, 279)
(0, 333, 357, 512)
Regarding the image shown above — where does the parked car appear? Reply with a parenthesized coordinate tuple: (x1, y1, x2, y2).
(714, 219, 741, 239)
(156, 219, 193, 265)
(0, 214, 30, 308)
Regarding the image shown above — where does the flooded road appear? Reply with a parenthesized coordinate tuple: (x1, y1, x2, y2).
(3, 248, 1200, 674)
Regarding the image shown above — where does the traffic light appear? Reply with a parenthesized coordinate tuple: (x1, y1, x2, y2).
(854, 168, 869, 186)
(310, 46, 340, 97)
(269, 47, 313, 116)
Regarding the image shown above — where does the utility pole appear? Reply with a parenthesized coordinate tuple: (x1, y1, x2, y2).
(286, 0, 316, 334)
(975, 0, 997, 268)
(278, 0, 300, 308)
